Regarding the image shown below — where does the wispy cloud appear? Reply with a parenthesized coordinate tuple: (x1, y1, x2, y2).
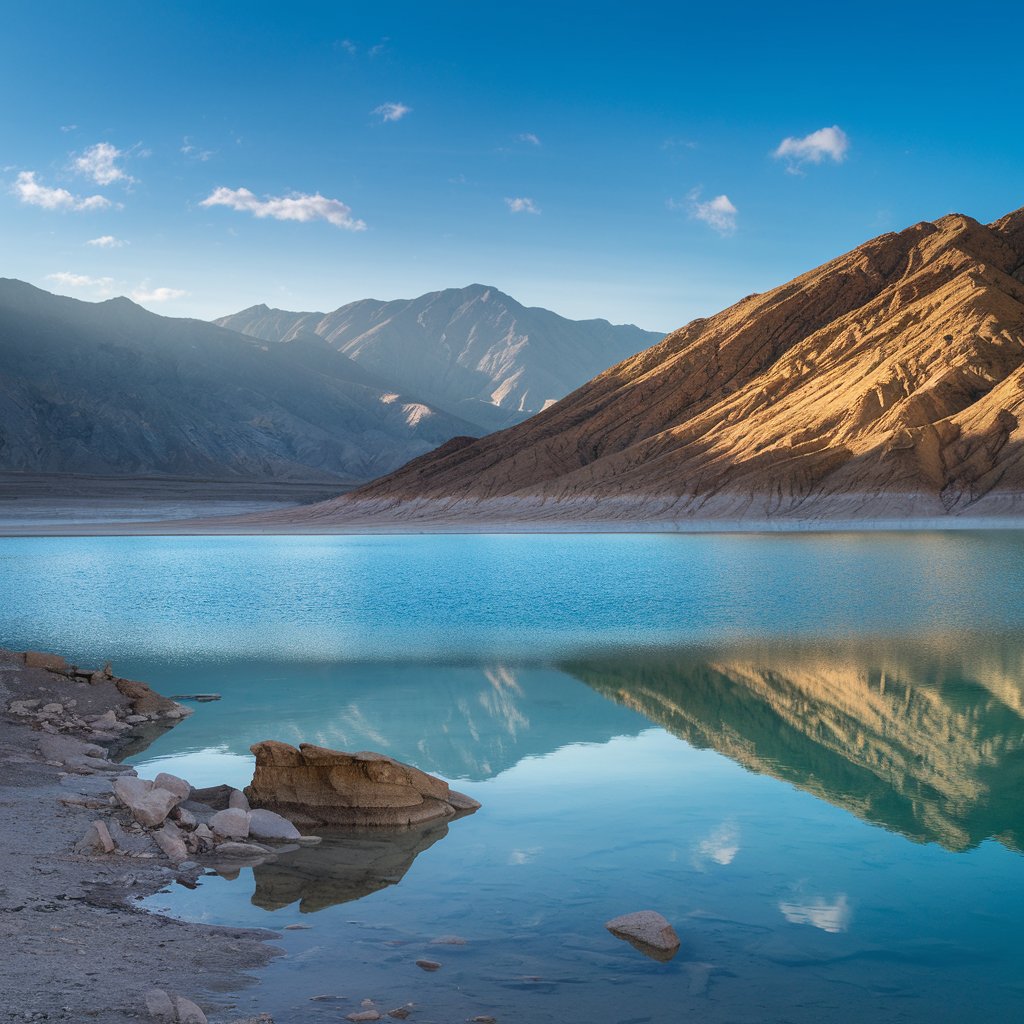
(200, 186, 367, 231)
(60, 124, 78, 133)
(773, 125, 849, 172)
(12, 171, 112, 212)
(336, 38, 357, 55)
(131, 283, 187, 303)
(680, 189, 738, 235)
(181, 137, 214, 161)
(505, 196, 540, 215)
(86, 235, 127, 248)
(73, 142, 132, 185)
(373, 101, 411, 123)
(46, 271, 115, 296)
(518, 132, 541, 146)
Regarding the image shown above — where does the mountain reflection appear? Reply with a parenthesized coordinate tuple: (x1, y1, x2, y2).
(564, 637, 1024, 853)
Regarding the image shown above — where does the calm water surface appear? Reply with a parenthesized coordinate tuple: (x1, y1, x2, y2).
(2, 532, 1023, 1023)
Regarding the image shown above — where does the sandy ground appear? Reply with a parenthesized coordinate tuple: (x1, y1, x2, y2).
(0, 650, 280, 1023)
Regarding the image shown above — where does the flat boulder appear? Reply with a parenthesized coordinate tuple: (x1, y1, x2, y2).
(605, 910, 681, 962)
(244, 741, 481, 828)
(23, 650, 69, 672)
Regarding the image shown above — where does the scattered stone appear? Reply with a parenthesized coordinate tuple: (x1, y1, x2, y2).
(605, 910, 681, 962)
(361, 999, 376, 1008)
(228, 788, 250, 812)
(214, 841, 272, 857)
(106, 817, 160, 857)
(247, 808, 302, 841)
(40, 702, 65, 714)
(154, 772, 192, 801)
(245, 741, 482, 827)
(113, 777, 183, 828)
(8, 698, 41, 714)
(190, 785, 235, 810)
(173, 805, 198, 828)
(38, 733, 106, 765)
(430, 934, 467, 945)
(172, 693, 222, 702)
(346, 1013, 381, 1022)
(23, 650, 69, 671)
(470, 1017, 496, 1023)
(144, 988, 176, 1021)
(415, 959, 442, 971)
(210, 807, 250, 839)
(284, 923, 311, 930)
(152, 821, 190, 864)
(388, 1007, 414, 1019)
(75, 819, 115, 855)
(173, 995, 208, 1024)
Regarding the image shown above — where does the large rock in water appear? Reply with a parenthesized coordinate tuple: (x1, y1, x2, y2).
(244, 741, 481, 827)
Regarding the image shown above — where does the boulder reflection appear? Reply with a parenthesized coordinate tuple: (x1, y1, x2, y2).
(565, 635, 1024, 853)
(248, 819, 451, 913)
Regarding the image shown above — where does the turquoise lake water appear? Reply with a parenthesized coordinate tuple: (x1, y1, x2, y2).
(2, 532, 1024, 1022)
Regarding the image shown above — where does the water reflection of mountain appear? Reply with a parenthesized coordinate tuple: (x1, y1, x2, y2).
(141, 662, 646, 782)
(564, 639, 1024, 853)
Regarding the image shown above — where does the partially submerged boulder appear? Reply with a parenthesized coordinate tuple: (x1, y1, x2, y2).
(605, 910, 681, 962)
(245, 741, 481, 827)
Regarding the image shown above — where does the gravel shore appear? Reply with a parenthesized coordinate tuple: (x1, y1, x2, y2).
(0, 648, 280, 1023)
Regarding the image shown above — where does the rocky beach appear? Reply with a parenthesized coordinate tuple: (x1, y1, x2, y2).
(0, 649, 482, 1023)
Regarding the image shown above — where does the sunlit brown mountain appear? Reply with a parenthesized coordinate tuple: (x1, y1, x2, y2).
(290, 206, 1024, 524)
(565, 638, 1024, 852)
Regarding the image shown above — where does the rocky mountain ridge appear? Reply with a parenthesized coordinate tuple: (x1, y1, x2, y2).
(215, 284, 661, 430)
(296, 206, 1024, 523)
(0, 279, 482, 483)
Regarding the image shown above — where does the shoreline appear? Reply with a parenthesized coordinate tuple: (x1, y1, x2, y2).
(0, 649, 280, 1024)
(3, 513, 1024, 538)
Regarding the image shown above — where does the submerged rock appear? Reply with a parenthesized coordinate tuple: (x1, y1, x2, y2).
(605, 910, 681, 962)
(244, 741, 481, 827)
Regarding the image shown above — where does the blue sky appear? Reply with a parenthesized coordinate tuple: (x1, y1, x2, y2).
(2, 1, 1022, 332)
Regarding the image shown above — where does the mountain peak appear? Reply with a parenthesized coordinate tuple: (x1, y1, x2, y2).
(304, 204, 1024, 524)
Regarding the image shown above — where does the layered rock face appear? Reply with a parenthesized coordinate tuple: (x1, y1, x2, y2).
(295, 206, 1024, 522)
(244, 741, 481, 827)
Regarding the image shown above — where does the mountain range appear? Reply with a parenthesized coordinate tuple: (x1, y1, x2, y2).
(296, 205, 1024, 523)
(0, 280, 654, 484)
(214, 283, 660, 431)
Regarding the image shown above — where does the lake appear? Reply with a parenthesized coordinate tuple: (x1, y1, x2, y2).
(2, 532, 1023, 1022)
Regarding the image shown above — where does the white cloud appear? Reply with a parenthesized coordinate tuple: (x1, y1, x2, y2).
(12, 171, 112, 212)
(779, 894, 851, 933)
(181, 137, 214, 161)
(86, 235, 127, 248)
(505, 196, 540, 215)
(74, 142, 132, 185)
(518, 132, 541, 146)
(60, 124, 78, 133)
(689, 190, 738, 235)
(46, 272, 115, 296)
(131, 283, 187, 303)
(200, 186, 366, 231)
(337, 38, 357, 54)
(373, 101, 411, 122)
(773, 125, 849, 170)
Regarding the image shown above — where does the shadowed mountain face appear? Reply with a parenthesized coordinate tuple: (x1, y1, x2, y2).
(0, 279, 483, 483)
(300, 207, 1024, 523)
(215, 284, 661, 430)
(565, 638, 1024, 853)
